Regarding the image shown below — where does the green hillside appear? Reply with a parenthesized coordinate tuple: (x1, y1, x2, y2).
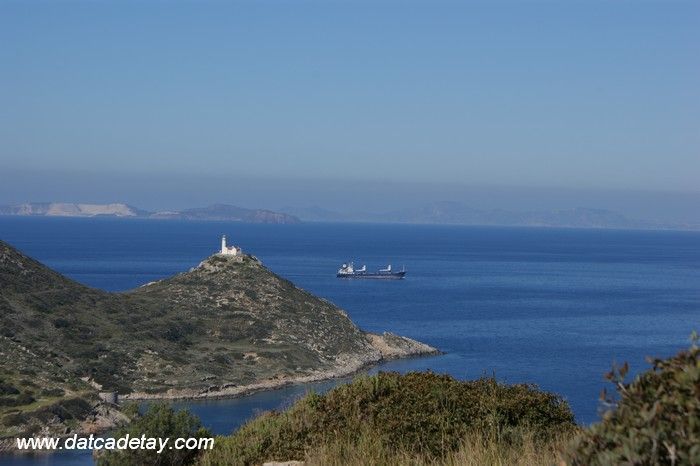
(0, 240, 436, 448)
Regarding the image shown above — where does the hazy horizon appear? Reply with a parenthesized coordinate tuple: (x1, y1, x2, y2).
(1, 1, 698, 223)
(1, 168, 698, 225)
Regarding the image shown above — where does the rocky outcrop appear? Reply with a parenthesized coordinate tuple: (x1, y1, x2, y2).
(120, 254, 437, 399)
(366, 332, 438, 359)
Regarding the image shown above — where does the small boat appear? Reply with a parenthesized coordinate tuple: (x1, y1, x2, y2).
(336, 262, 406, 279)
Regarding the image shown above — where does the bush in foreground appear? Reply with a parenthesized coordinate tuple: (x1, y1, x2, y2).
(199, 371, 576, 465)
(97, 403, 211, 466)
(567, 336, 700, 465)
(96, 338, 698, 465)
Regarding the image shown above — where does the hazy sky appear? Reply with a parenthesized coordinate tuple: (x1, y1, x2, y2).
(1, 1, 698, 211)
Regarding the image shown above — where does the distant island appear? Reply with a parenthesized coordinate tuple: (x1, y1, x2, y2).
(0, 202, 300, 224)
(2, 201, 696, 230)
(282, 201, 699, 230)
(0, 239, 436, 450)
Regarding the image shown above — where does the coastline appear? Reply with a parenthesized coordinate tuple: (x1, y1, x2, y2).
(0, 333, 439, 454)
(0, 240, 441, 455)
(122, 332, 440, 401)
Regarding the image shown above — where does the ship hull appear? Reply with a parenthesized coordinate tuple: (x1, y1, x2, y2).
(336, 271, 406, 279)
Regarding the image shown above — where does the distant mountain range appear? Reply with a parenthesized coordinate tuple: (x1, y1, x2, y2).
(149, 204, 299, 223)
(282, 202, 697, 230)
(2, 201, 695, 230)
(0, 202, 300, 224)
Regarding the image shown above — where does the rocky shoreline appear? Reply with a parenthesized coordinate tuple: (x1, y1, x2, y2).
(0, 334, 438, 454)
(122, 332, 439, 400)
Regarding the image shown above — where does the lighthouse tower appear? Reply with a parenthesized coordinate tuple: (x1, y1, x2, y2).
(220, 235, 240, 256)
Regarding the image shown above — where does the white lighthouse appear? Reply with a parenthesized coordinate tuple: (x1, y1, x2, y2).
(220, 235, 240, 256)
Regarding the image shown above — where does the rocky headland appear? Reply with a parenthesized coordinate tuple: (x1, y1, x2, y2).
(0, 240, 437, 450)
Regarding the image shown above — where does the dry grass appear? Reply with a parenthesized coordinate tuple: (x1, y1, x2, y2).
(198, 372, 577, 466)
(303, 428, 573, 466)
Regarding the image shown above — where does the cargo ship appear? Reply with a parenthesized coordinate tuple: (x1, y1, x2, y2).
(336, 262, 406, 279)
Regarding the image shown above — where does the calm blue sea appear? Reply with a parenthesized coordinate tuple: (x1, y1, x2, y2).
(1, 217, 699, 465)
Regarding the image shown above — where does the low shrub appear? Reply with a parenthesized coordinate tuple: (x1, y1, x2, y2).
(52, 317, 71, 328)
(97, 403, 211, 466)
(567, 335, 700, 465)
(13, 397, 94, 425)
(1, 411, 26, 427)
(200, 371, 576, 465)
(0, 392, 35, 407)
(18, 379, 37, 388)
(40, 387, 65, 397)
(0, 382, 19, 395)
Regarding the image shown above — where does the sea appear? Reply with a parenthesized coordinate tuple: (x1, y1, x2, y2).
(1, 216, 699, 465)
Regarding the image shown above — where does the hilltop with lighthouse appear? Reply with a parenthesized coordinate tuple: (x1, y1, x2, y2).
(0, 237, 436, 448)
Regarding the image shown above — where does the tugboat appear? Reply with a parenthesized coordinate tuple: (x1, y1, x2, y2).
(336, 262, 406, 279)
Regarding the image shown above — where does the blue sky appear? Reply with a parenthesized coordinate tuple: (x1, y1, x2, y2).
(0, 1, 698, 213)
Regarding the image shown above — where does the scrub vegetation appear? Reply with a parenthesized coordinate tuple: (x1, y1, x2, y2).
(567, 334, 700, 465)
(97, 403, 211, 466)
(2, 239, 697, 464)
(196, 338, 699, 465)
(0, 240, 433, 447)
(199, 371, 576, 466)
(0, 240, 433, 398)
